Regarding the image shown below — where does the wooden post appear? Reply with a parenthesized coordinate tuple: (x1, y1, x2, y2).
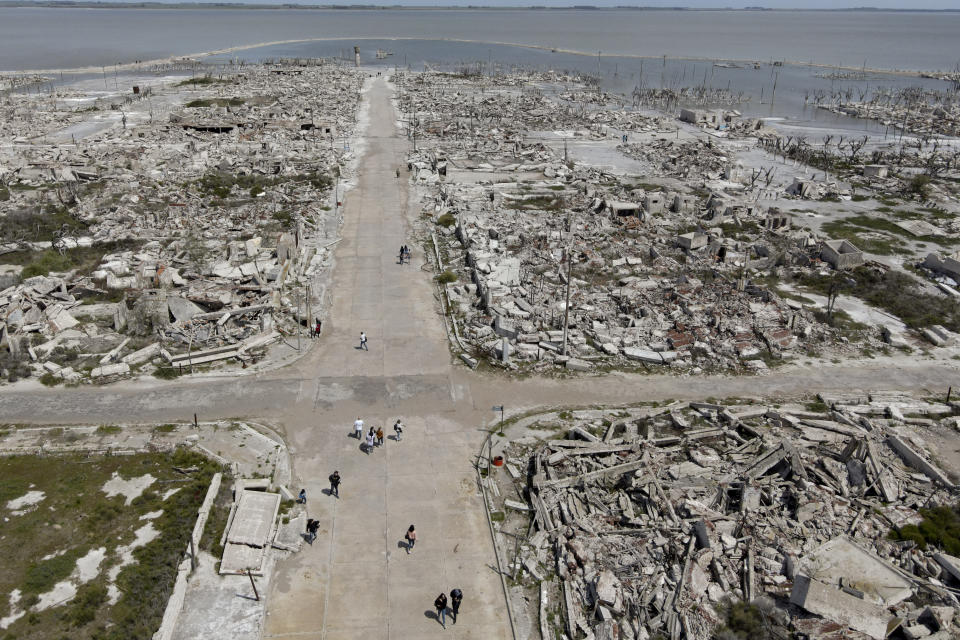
(948, 386, 952, 403)
(190, 536, 197, 571)
(248, 568, 260, 601)
(194, 413, 198, 428)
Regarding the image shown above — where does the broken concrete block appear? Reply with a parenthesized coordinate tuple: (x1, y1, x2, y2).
(90, 362, 131, 379)
(790, 574, 900, 640)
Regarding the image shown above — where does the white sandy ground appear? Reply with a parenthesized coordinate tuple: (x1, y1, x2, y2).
(162, 488, 182, 501)
(139, 510, 164, 520)
(31, 546, 107, 613)
(101, 472, 156, 506)
(6, 490, 45, 514)
(0, 590, 23, 629)
(106, 522, 161, 605)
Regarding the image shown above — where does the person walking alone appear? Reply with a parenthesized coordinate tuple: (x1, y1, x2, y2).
(404, 524, 416, 553)
(450, 588, 462, 624)
(297, 488, 307, 504)
(328, 471, 341, 498)
(354, 417, 364, 440)
(393, 419, 403, 441)
(376, 426, 384, 446)
(359, 331, 368, 350)
(366, 428, 375, 454)
(434, 592, 448, 628)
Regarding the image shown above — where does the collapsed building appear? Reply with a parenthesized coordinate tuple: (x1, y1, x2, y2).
(0, 62, 363, 383)
(487, 393, 960, 640)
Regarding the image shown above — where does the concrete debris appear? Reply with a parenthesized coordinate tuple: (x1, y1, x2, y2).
(0, 60, 363, 384)
(491, 395, 960, 640)
(397, 70, 930, 375)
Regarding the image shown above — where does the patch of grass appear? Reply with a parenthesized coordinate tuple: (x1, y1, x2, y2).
(199, 479, 232, 559)
(153, 424, 178, 433)
(436, 270, 458, 285)
(152, 366, 182, 380)
(68, 582, 108, 627)
(176, 76, 227, 87)
(185, 97, 245, 108)
(820, 219, 910, 256)
(851, 194, 869, 202)
(3, 239, 141, 279)
(39, 372, 62, 387)
(889, 504, 960, 555)
(490, 511, 506, 522)
(22, 547, 88, 596)
(716, 601, 771, 639)
(799, 267, 960, 332)
(0, 450, 220, 639)
(96, 425, 121, 435)
(436, 213, 456, 228)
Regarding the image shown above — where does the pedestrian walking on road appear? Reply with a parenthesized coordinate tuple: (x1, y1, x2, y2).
(297, 488, 307, 504)
(393, 419, 403, 441)
(366, 429, 375, 453)
(376, 426, 384, 446)
(396, 167, 401, 179)
(434, 592, 448, 628)
(398, 246, 405, 264)
(313, 318, 322, 338)
(359, 331, 368, 350)
(305, 518, 316, 543)
(404, 524, 417, 553)
(329, 471, 341, 498)
(450, 588, 462, 624)
(354, 417, 364, 439)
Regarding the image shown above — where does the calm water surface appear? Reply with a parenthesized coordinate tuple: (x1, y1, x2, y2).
(1, 8, 959, 72)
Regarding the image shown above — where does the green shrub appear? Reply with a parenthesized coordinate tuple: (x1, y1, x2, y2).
(69, 583, 107, 626)
(152, 366, 181, 380)
(889, 504, 960, 554)
(22, 547, 87, 595)
(907, 174, 932, 199)
(39, 372, 61, 387)
(714, 601, 769, 639)
(437, 213, 456, 228)
(436, 270, 457, 285)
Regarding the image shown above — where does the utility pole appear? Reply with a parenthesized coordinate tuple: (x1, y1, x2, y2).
(561, 246, 572, 355)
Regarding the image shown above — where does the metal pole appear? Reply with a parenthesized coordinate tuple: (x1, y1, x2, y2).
(190, 537, 197, 571)
(247, 569, 260, 601)
(561, 248, 572, 355)
(306, 285, 312, 340)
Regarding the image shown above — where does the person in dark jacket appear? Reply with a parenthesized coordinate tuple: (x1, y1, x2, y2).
(450, 588, 462, 623)
(434, 592, 448, 628)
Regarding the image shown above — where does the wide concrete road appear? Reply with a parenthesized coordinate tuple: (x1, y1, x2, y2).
(259, 77, 509, 640)
(0, 75, 958, 640)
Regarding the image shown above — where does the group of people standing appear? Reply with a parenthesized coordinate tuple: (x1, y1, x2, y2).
(434, 588, 464, 628)
(398, 244, 411, 264)
(353, 416, 403, 453)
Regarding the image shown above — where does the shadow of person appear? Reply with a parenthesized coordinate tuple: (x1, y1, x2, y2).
(424, 610, 439, 623)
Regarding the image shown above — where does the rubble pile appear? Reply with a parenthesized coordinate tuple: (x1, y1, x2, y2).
(403, 72, 891, 373)
(816, 89, 960, 138)
(492, 394, 960, 640)
(0, 62, 363, 384)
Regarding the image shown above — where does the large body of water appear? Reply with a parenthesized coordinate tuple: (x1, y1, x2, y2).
(1, 7, 959, 73)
